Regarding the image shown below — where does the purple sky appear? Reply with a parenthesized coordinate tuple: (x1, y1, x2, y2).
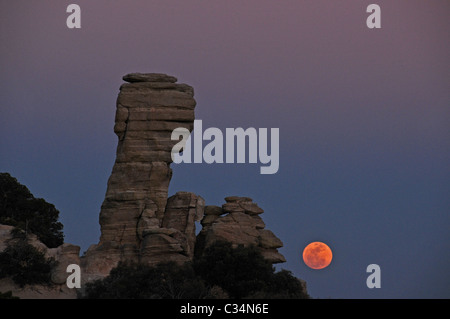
(1, 1, 449, 298)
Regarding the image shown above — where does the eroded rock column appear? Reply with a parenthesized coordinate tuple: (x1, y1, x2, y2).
(82, 73, 196, 279)
(196, 196, 286, 264)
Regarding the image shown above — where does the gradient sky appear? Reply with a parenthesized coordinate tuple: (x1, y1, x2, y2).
(1, 1, 449, 298)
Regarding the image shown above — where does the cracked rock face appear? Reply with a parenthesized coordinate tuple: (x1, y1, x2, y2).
(81, 73, 285, 282)
(103, 72, 195, 241)
(196, 196, 286, 264)
(0, 73, 287, 297)
(82, 73, 197, 279)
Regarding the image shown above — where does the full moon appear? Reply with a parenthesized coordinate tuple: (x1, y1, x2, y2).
(302, 242, 333, 270)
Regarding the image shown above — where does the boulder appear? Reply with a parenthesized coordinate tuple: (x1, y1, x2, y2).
(0, 224, 80, 298)
(197, 197, 285, 264)
(49, 244, 81, 285)
(123, 73, 178, 83)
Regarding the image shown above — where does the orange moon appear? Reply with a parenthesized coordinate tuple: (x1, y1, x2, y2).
(302, 242, 333, 269)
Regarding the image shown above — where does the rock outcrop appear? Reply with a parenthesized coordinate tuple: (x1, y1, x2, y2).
(139, 191, 204, 266)
(0, 224, 80, 299)
(81, 73, 197, 281)
(81, 73, 285, 281)
(196, 197, 286, 264)
(0, 73, 287, 298)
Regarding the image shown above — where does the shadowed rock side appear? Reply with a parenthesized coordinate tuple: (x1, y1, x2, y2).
(0, 224, 80, 299)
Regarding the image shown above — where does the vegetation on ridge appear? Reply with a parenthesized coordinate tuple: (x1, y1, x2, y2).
(0, 172, 64, 248)
(84, 241, 309, 299)
(0, 238, 56, 287)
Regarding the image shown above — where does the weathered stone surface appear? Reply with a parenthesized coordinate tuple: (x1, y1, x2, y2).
(102, 74, 195, 227)
(222, 198, 263, 215)
(82, 73, 197, 279)
(222, 202, 245, 214)
(239, 201, 264, 215)
(49, 244, 81, 285)
(81, 241, 138, 283)
(196, 197, 285, 264)
(0, 224, 80, 298)
(140, 233, 190, 265)
(260, 249, 286, 264)
(207, 214, 260, 247)
(127, 107, 195, 122)
(117, 91, 196, 109)
(120, 82, 193, 94)
(204, 205, 224, 216)
(258, 229, 283, 249)
(201, 214, 219, 225)
(224, 196, 253, 203)
(252, 215, 266, 229)
(136, 200, 160, 240)
(162, 192, 204, 259)
(0, 72, 299, 298)
(0, 277, 77, 299)
(123, 73, 178, 83)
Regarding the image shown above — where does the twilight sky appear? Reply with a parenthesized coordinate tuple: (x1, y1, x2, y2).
(1, 1, 449, 298)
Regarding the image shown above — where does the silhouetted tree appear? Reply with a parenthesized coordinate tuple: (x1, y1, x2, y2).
(83, 241, 309, 299)
(194, 241, 275, 298)
(84, 261, 210, 299)
(0, 173, 64, 248)
(250, 269, 310, 299)
(0, 238, 56, 287)
(0, 291, 19, 299)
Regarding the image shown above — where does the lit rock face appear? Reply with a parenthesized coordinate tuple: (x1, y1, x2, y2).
(81, 73, 285, 281)
(196, 196, 286, 264)
(0, 73, 288, 298)
(82, 73, 197, 280)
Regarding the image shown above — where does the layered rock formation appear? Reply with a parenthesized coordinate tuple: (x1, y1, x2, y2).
(82, 73, 197, 280)
(81, 73, 285, 281)
(196, 197, 286, 264)
(139, 191, 204, 266)
(0, 73, 287, 298)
